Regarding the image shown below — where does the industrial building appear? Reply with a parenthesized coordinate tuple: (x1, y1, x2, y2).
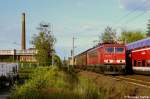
(0, 49, 37, 62)
(0, 13, 37, 62)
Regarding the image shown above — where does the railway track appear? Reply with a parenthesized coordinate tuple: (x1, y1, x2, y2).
(107, 75, 150, 89)
(79, 70, 150, 97)
(76, 68, 150, 89)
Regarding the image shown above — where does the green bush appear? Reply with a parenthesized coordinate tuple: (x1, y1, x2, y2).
(8, 67, 103, 99)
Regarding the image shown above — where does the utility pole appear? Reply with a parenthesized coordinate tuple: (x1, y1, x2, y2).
(51, 24, 54, 67)
(72, 36, 76, 66)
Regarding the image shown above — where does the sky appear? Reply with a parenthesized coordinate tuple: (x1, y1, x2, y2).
(0, 0, 150, 59)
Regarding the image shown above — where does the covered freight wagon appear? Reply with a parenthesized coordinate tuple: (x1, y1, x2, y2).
(74, 50, 88, 70)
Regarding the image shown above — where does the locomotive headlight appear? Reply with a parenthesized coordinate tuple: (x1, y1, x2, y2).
(122, 60, 125, 63)
(116, 60, 125, 63)
(104, 60, 113, 63)
(104, 60, 108, 63)
(116, 60, 120, 63)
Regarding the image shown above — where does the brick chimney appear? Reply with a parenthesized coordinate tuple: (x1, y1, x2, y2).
(22, 13, 26, 50)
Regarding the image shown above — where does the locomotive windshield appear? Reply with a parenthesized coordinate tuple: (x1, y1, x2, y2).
(115, 48, 124, 53)
(105, 47, 124, 53)
(105, 47, 114, 53)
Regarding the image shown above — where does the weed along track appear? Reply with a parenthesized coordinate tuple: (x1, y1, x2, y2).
(79, 71, 150, 97)
(78, 69, 150, 89)
(108, 75, 150, 89)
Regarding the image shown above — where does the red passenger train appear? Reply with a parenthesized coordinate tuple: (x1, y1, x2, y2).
(126, 38, 150, 74)
(75, 43, 126, 74)
(74, 37, 150, 75)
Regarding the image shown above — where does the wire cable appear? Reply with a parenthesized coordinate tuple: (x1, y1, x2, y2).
(115, 0, 149, 28)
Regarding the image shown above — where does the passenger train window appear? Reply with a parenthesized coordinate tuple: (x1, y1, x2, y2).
(105, 48, 114, 53)
(115, 48, 124, 53)
(137, 61, 141, 67)
(134, 60, 136, 66)
(147, 60, 150, 67)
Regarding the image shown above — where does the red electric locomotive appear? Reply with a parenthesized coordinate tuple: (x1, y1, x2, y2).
(75, 43, 126, 74)
(87, 43, 126, 74)
(126, 37, 150, 75)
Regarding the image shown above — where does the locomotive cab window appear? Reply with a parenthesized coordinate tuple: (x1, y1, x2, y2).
(115, 48, 124, 53)
(105, 47, 114, 53)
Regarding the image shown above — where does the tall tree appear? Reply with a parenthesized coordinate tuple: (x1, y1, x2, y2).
(119, 30, 145, 43)
(32, 23, 56, 66)
(147, 19, 150, 37)
(101, 26, 116, 43)
(53, 54, 62, 67)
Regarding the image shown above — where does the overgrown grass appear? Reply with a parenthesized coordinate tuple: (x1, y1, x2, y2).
(8, 67, 104, 99)
(79, 71, 150, 99)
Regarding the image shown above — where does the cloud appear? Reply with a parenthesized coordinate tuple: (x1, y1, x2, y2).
(119, 0, 150, 11)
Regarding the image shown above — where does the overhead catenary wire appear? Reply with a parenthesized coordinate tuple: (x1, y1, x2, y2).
(115, 0, 149, 28)
(124, 10, 148, 25)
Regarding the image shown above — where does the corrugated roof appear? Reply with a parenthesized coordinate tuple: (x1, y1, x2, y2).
(126, 37, 150, 50)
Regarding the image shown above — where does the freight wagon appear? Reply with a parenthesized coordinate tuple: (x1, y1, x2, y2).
(74, 51, 87, 70)
(0, 63, 18, 87)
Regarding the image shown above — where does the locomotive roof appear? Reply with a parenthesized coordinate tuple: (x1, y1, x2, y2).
(126, 37, 150, 50)
(75, 48, 92, 57)
(75, 43, 124, 57)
